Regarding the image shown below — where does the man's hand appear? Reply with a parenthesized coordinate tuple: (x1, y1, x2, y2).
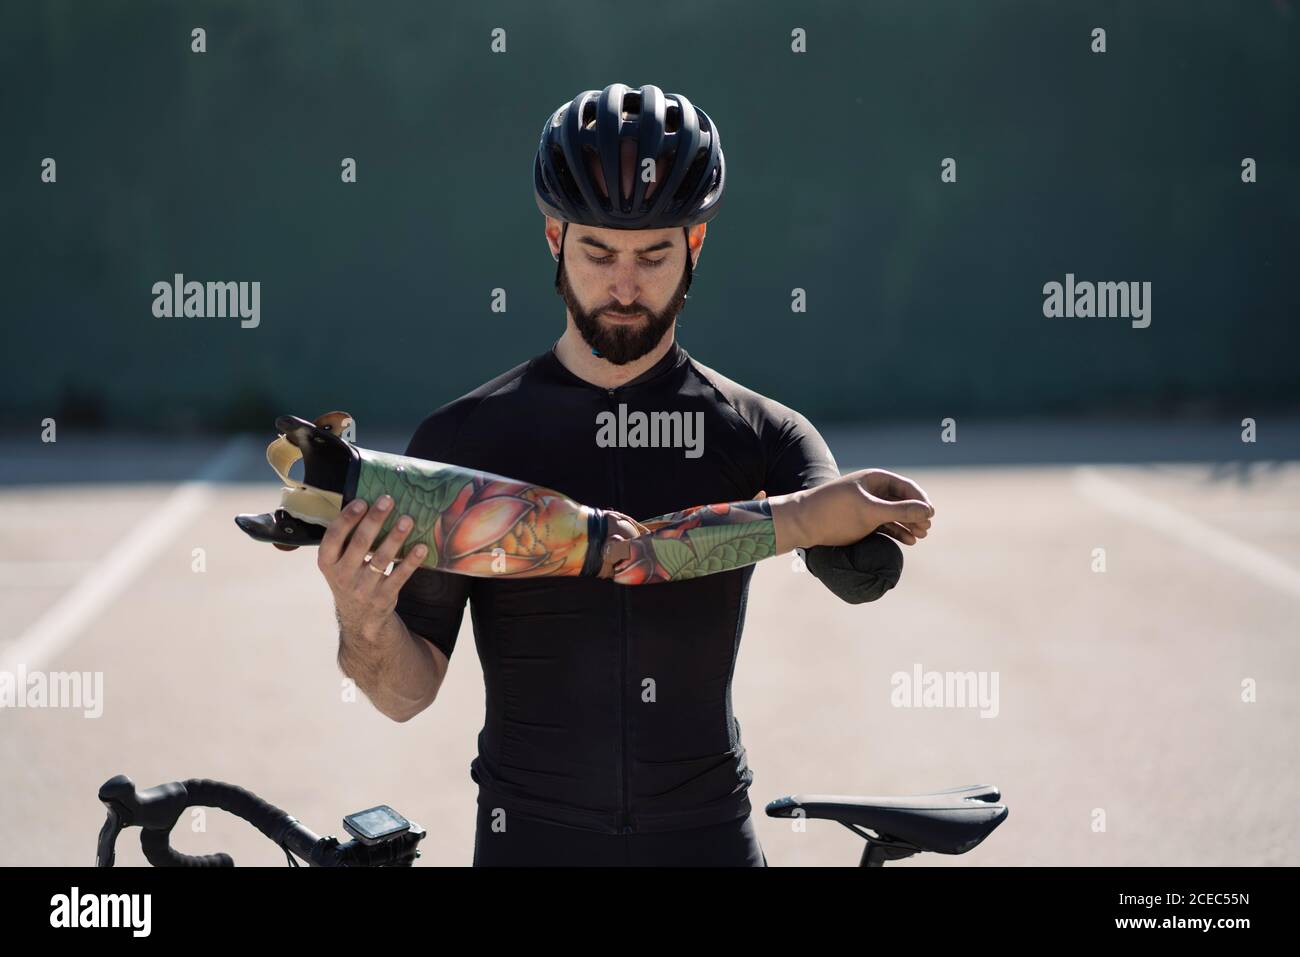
(318, 494, 428, 638)
(774, 468, 934, 551)
(850, 469, 933, 546)
(596, 509, 650, 579)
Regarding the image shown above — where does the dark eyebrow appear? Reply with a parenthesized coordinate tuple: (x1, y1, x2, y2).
(576, 236, 674, 255)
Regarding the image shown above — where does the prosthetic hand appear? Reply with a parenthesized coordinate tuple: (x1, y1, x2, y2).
(235, 414, 932, 586)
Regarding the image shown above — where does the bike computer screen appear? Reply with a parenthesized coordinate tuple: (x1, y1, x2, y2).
(343, 805, 411, 845)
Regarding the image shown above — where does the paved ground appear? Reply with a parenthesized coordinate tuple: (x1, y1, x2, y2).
(1, 419, 1297, 866)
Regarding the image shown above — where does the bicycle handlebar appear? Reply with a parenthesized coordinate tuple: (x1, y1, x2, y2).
(96, 774, 424, 867)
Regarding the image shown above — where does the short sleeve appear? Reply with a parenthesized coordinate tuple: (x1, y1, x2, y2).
(762, 409, 904, 604)
(763, 408, 841, 495)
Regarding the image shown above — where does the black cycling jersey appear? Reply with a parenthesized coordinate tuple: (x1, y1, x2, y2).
(395, 340, 892, 835)
(472, 805, 767, 867)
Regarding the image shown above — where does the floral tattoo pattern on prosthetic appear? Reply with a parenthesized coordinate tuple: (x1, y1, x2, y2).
(354, 448, 777, 584)
(609, 500, 776, 585)
(354, 451, 592, 578)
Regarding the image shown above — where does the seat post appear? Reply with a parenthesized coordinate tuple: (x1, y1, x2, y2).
(858, 838, 920, 867)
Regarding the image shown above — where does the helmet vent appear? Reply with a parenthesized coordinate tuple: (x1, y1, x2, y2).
(665, 105, 681, 133)
(582, 145, 609, 201)
(621, 92, 641, 120)
(581, 100, 598, 130)
(550, 144, 584, 206)
(673, 147, 712, 203)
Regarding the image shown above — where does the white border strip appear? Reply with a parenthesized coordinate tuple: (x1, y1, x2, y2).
(0, 436, 250, 673)
(1073, 466, 1300, 600)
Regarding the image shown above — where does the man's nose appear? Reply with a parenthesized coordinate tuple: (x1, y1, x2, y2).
(608, 271, 641, 305)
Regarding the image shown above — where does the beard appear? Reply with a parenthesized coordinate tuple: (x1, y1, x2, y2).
(558, 259, 690, 365)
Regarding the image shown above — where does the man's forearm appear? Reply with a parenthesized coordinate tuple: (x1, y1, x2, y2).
(606, 472, 930, 585)
(606, 492, 822, 585)
(336, 610, 443, 722)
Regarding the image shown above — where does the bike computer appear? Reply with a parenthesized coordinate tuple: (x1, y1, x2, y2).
(342, 805, 411, 845)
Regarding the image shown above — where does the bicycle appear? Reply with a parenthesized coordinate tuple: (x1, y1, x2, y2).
(95, 774, 1006, 867)
(95, 774, 426, 867)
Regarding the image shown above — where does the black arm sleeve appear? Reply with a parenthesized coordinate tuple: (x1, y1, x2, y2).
(392, 409, 473, 659)
(764, 410, 903, 605)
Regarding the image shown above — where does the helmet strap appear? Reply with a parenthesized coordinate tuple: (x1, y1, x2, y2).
(553, 221, 569, 294)
(682, 226, 694, 296)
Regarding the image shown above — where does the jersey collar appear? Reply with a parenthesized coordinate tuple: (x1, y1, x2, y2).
(542, 338, 687, 391)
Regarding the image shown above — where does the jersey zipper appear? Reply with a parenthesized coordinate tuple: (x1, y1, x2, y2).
(607, 385, 633, 835)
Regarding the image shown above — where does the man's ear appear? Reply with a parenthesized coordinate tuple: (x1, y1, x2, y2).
(688, 223, 707, 262)
(545, 216, 564, 260)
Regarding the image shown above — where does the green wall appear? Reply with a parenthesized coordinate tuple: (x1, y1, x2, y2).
(3, 0, 1296, 431)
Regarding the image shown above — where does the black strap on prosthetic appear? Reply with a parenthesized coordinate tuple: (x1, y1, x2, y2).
(580, 507, 609, 578)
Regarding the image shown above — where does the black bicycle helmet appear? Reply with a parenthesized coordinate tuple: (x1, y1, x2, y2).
(535, 83, 725, 292)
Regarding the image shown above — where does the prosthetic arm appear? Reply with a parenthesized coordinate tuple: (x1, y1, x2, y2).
(234, 414, 930, 586)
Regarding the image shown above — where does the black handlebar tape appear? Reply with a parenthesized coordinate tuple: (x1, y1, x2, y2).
(138, 779, 301, 867)
(140, 828, 233, 867)
(180, 779, 300, 846)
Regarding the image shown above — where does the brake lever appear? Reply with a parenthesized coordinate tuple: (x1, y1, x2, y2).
(96, 774, 138, 867)
(96, 805, 124, 867)
(97, 773, 194, 866)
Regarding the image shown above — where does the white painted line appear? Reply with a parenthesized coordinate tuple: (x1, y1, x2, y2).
(0, 436, 250, 674)
(1073, 466, 1300, 600)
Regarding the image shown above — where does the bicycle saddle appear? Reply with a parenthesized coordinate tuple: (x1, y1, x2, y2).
(765, 784, 1007, 862)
